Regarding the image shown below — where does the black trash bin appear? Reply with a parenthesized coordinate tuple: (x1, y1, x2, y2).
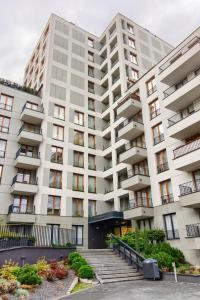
(143, 258, 160, 280)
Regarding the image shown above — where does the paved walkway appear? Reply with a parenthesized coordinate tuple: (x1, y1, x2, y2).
(62, 280, 200, 300)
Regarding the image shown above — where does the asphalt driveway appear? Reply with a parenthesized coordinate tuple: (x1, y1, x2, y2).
(60, 280, 200, 300)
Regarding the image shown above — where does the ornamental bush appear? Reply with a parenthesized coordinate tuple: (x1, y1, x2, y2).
(71, 260, 87, 272)
(0, 278, 19, 295)
(68, 252, 82, 264)
(78, 265, 94, 279)
(149, 252, 174, 271)
(14, 264, 42, 285)
(72, 257, 87, 265)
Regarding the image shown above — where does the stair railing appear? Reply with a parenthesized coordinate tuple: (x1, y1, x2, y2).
(110, 234, 145, 272)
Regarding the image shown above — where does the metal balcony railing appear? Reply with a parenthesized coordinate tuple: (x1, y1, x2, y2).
(163, 66, 200, 99)
(124, 142, 146, 153)
(159, 36, 200, 73)
(150, 108, 161, 120)
(18, 125, 42, 135)
(126, 168, 149, 179)
(147, 85, 157, 96)
(16, 148, 40, 159)
(128, 197, 153, 209)
(8, 204, 34, 214)
(22, 102, 44, 113)
(186, 223, 200, 238)
(0, 78, 39, 96)
(117, 93, 140, 108)
(12, 175, 38, 186)
(157, 162, 169, 174)
(173, 137, 200, 159)
(161, 194, 174, 204)
(179, 179, 200, 196)
(122, 115, 143, 129)
(153, 133, 164, 145)
(104, 188, 114, 194)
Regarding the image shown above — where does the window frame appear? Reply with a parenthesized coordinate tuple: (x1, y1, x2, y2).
(49, 169, 62, 189)
(54, 104, 65, 121)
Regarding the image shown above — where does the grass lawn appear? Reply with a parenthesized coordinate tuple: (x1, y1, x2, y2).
(71, 282, 92, 293)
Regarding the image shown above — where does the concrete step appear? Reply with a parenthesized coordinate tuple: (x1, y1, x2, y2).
(97, 269, 137, 275)
(94, 265, 135, 271)
(102, 275, 143, 284)
(100, 272, 141, 279)
(91, 262, 131, 267)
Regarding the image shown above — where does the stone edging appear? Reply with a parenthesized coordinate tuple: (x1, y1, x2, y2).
(163, 272, 200, 283)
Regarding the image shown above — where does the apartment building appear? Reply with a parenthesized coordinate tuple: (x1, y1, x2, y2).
(8, 12, 200, 262)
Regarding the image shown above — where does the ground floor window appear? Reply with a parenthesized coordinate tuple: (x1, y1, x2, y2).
(72, 225, 83, 246)
(163, 213, 179, 240)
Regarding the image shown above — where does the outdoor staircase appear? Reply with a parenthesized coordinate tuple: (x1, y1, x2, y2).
(78, 249, 143, 284)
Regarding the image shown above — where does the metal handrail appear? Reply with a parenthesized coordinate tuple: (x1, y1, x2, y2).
(122, 115, 143, 128)
(173, 137, 200, 159)
(110, 234, 145, 271)
(124, 168, 149, 180)
(157, 162, 169, 174)
(159, 36, 200, 73)
(161, 194, 174, 204)
(186, 223, 200, 238)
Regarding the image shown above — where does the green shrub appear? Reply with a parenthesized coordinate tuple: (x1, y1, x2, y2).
(72, 257, 87, 265)
(78, 265, 94, 279)
(71, 261, 87, 272)
(149, 252, 174, 271)
(14, 264, 42, 285)
(68, 252, 82, 264)
(146, 229, 165, 243)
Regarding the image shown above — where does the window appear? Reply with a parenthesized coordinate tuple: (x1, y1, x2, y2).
(127, 23, 134, 34)
(131, 68, 139, 81)
(16, 169, 36, 184)
(47, 195, 61, 215)
(160, 180, 173, 204)
(0, 94, 13, 111)
(13, 195, 33, 214)
(88, 66, 94, 77)
(152, 123, 164, 145)
(74, 130, 84, 146)
(88, 134, 95, 149)
(0, 116, 10, 133)
(88, 81, 95, 94)
(130, 53, 137, 65)
(0, 140, 6, 158)
(135, 188, 151, 208)
(19, 145, 38, 158)
(163, 213, 179, 240)
(88, 115, 95, 129)
(72, 225, 83, 246)
(88, 51, 94, 62)
(88, 200, 96, 217)
(88, 154, 96, 170)
(49, 170, 62, 189)
(88, 176, 96, 193)
(72, 198, 83, 217)
(146, 77, 156, 96)
(51, 146, 63, 164)
(156, 150, 168, 173)
(149, 99, 160, 119)
(26, 102, 38, 111)
(73, 173, 84, 191)
(54, 105, 65, 120)
(0, 165, 3, 183)
(128, 37, 136, 49)
(53, 125, 64, 141)
(129, 160, 149, 177)
(74, 111, 84, 126)
(74, 151, 84, 168)
(131, 134, 146, 148)
(88, 38, 94, 48)
(88, 98, 95, 111)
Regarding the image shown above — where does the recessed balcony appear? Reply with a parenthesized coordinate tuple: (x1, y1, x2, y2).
(118, 117, 144, 141)
(17, 126, 42, 146)
(21, 103, 44, 125)
(10, 176, 38, 195)
(15, 148, 40, 170)
(159, 37, 200, 85)
(7, 204, 36, 223)
(117, 94, 141, 119)
(168, 104, 200, 140)
(121, 170, 150, 191)
(179, 180, 200, 208)
(123, 198, 154, 220)
(163, 67, 200, 111)
(173, 138, 200, 171)
(119, 144, 147, 164)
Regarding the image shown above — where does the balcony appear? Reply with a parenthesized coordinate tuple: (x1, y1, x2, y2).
(157, 162, 169, 174)
(121, 169, 150, 191)
(173, 138, 200, 171)
(123, 198, 154, 220)
(179, 180, 200, 208)
(15, 148, 40, 170)
(17, 126, 42, 146)
(161, 194, 174, 205)
(185, 223, 200, 249)
(117, 94, 141, 119)
(119, 144, 147, 164)
(168, 103, 200, 140)
(159, 37, 200, 85)
(21, 103, 44, 125)
(163, 67, 200, 111)
(10, 176, 38, 195)
(7, 204, 36, 223)
(118, 117, 144, 141)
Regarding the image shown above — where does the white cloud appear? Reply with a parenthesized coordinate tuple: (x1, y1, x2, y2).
(0, 0, 200, 83)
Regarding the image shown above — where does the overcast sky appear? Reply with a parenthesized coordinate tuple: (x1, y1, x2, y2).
(0, 0, 200, 83)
